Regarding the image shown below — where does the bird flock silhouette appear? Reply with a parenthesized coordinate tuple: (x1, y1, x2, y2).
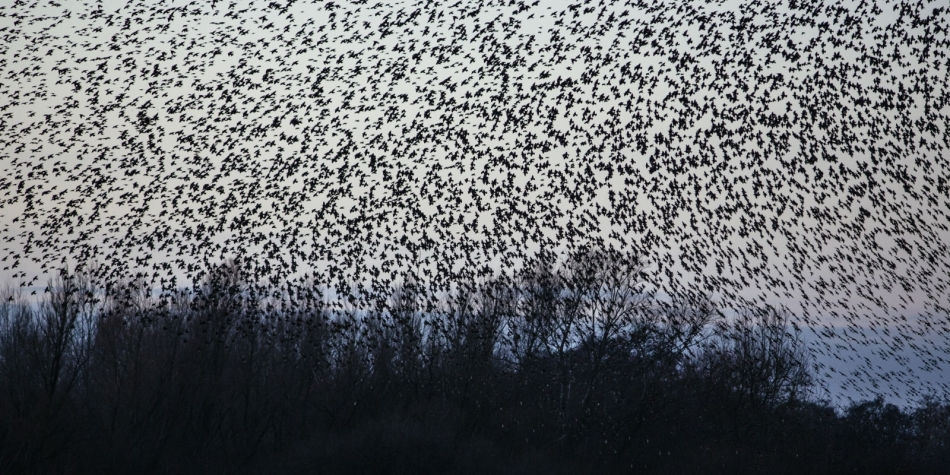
(1, 0, 948, 404)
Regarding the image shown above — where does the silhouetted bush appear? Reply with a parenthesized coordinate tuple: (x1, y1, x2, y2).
(0, 255, 947, 474)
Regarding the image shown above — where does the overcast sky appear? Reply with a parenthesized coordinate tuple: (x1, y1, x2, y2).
(1, 0, 948, 405)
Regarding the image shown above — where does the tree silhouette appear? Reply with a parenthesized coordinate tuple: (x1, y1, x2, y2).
(0, 254, 947, 474)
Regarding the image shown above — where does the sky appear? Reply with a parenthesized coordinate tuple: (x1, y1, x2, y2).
(1, 0, 949, 406)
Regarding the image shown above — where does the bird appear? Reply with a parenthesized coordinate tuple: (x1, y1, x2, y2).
(0, 0, 948, 405)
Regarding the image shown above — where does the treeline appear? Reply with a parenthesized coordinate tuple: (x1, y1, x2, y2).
(1, 252, 948, 474)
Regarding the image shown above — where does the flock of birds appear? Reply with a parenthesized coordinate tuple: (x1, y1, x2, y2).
(1, 0, 948, 404)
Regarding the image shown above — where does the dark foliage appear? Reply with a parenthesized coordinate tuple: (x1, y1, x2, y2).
(0, 259, 947, 474)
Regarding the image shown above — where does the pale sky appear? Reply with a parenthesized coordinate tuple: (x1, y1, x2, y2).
(1, 0, 949, 405)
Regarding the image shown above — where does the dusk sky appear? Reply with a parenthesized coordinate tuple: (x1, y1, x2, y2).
(2, 0, 949, 405)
